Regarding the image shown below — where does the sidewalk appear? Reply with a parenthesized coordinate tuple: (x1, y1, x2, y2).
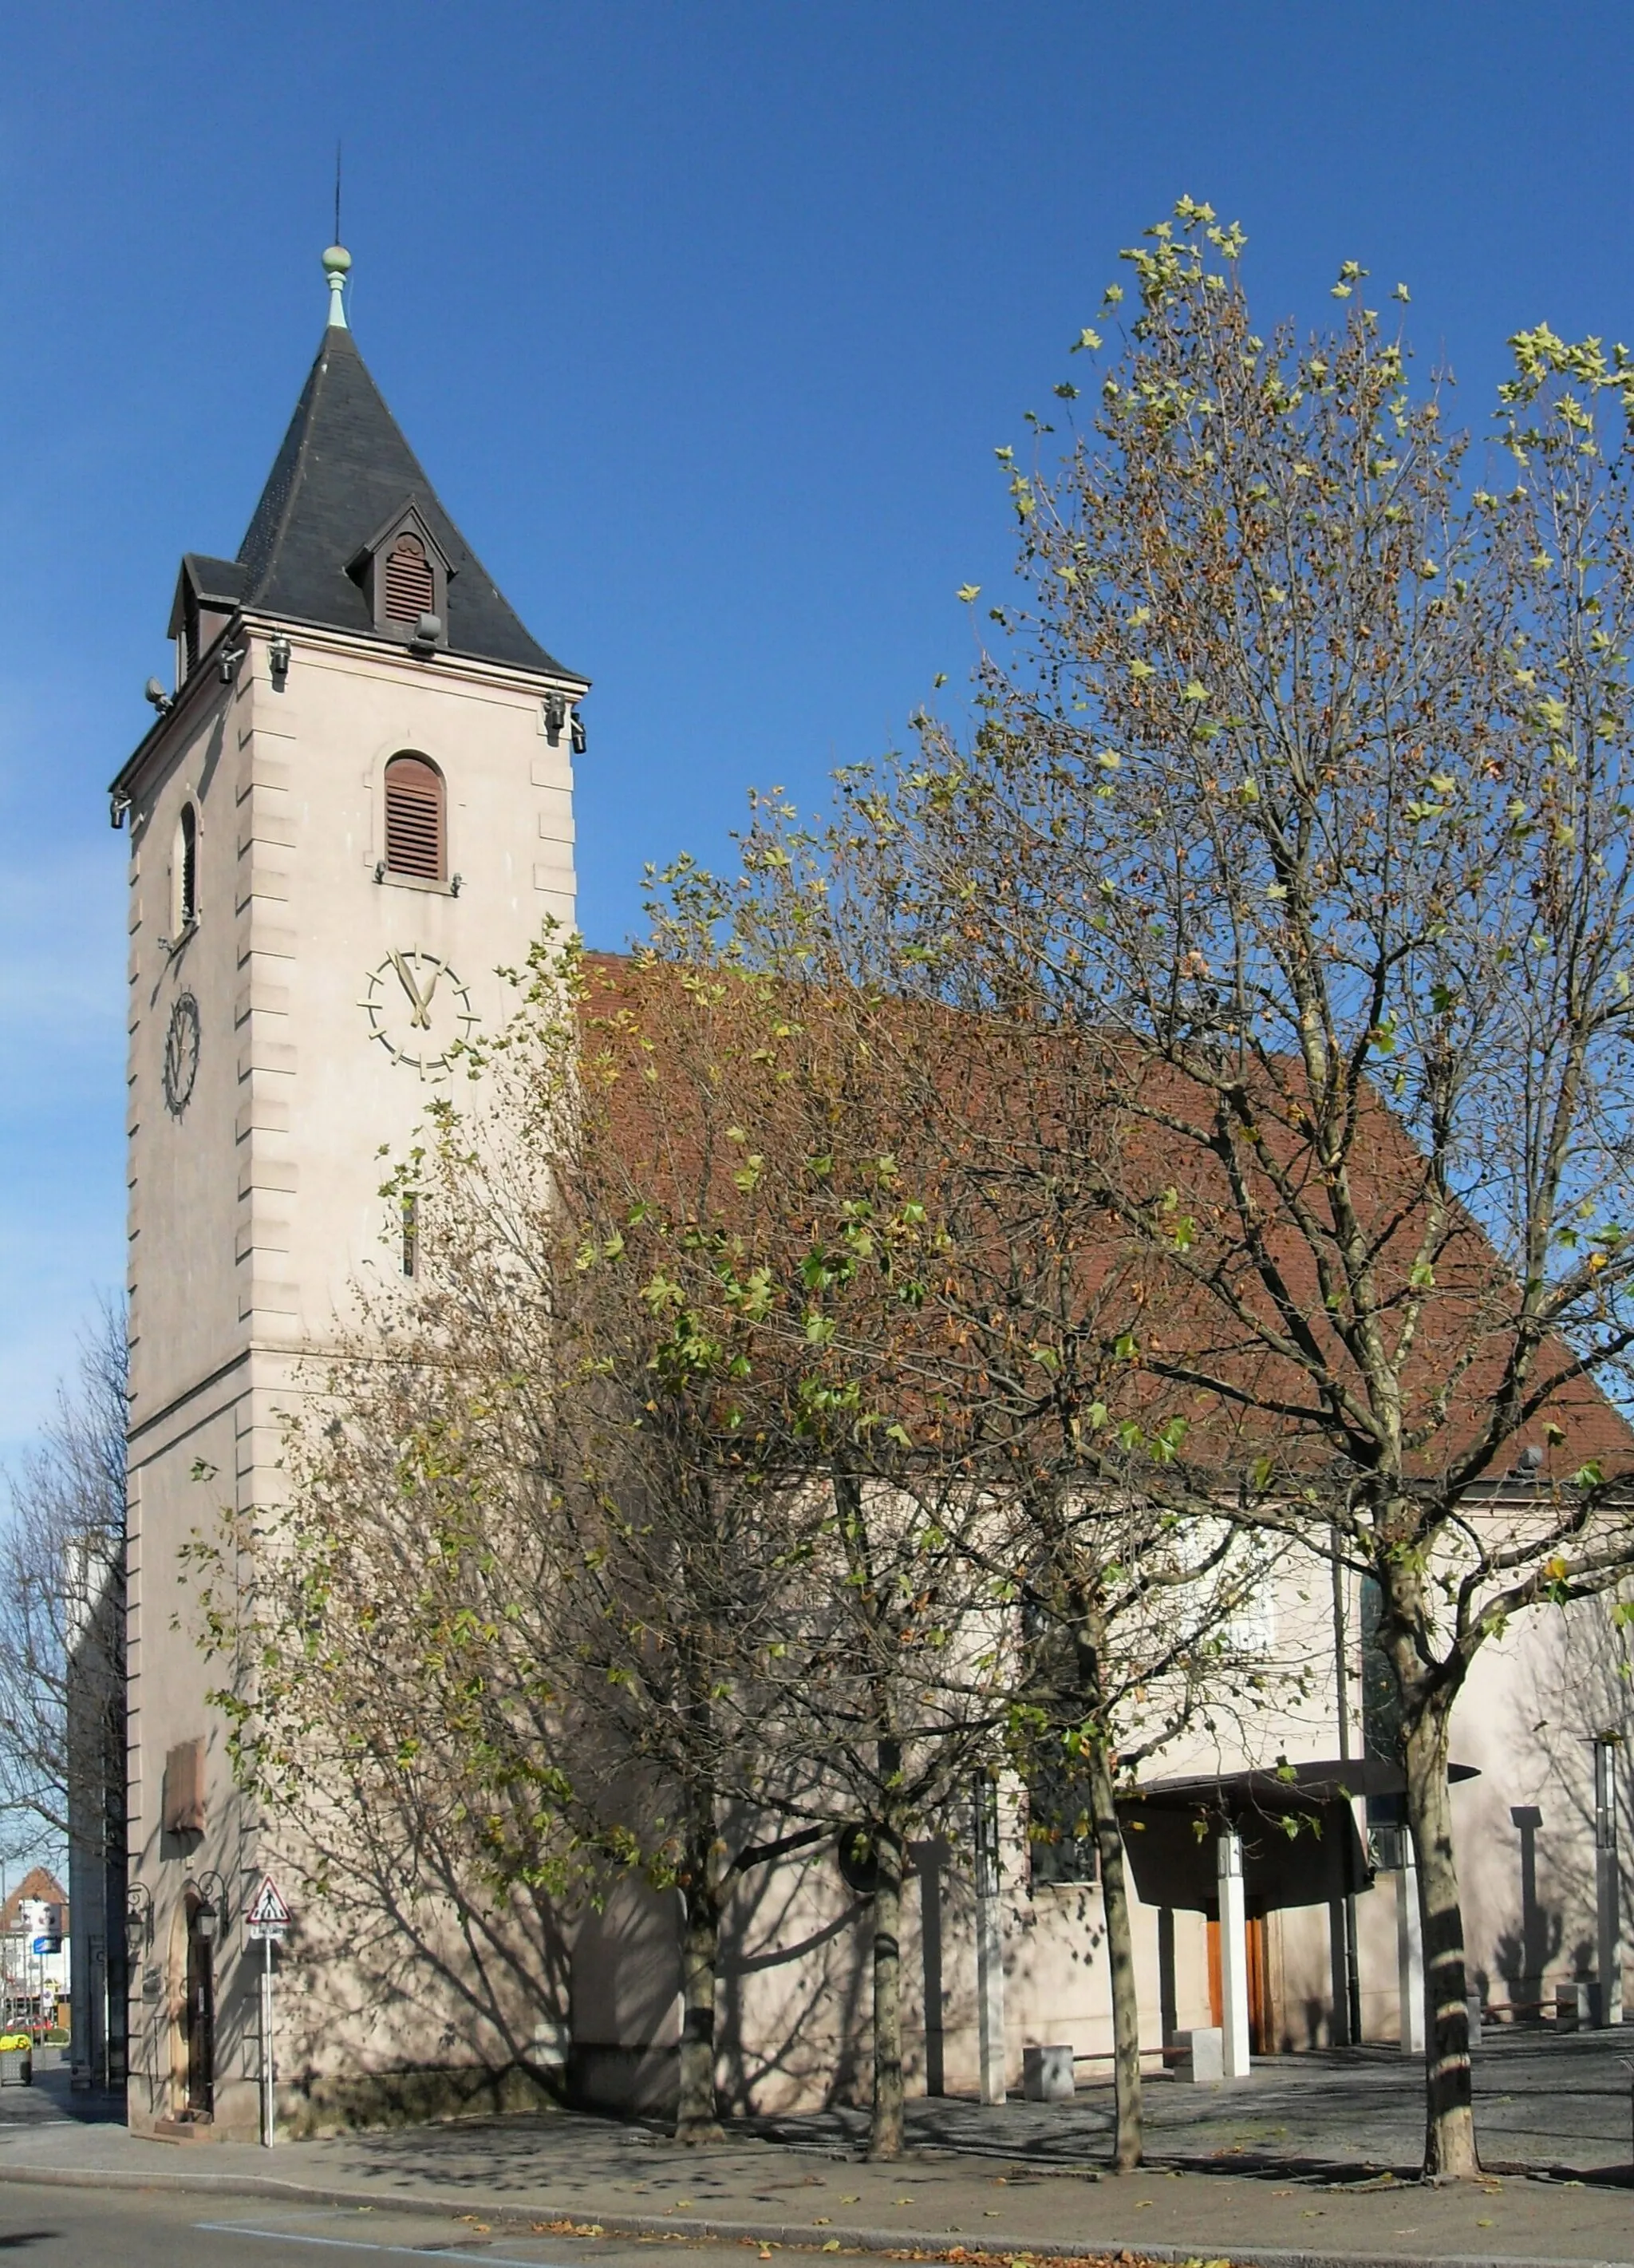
(4, 2044, 1634, 2268)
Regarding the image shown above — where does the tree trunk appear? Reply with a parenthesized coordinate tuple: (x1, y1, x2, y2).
(870, 1827, 906, 2159)
(1403, 1697, 1478, 2179)
(676, 1872, 724, 2144)
(1085, 1729, 1143, 2171)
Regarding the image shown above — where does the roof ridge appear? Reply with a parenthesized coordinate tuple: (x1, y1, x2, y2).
(235, 330, 328, 591)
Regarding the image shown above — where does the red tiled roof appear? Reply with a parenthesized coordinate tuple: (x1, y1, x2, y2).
(570, 952, 1634, 1487)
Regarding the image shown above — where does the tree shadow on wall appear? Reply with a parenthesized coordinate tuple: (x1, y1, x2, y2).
(714, 1830, 873, 2116)
(1504, 1594, 1634, 2001)
(1492, 1910, 1565, 2002)
(268, 1754, 574, 2132)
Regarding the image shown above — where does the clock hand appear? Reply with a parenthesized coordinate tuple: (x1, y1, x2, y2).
(391, 951, 432, 1029)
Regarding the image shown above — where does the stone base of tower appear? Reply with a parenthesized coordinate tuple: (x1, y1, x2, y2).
(128, 2061, 564, 2144)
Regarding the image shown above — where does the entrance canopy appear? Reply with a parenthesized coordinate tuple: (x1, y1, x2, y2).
(1114, 1758, 1478, 1918)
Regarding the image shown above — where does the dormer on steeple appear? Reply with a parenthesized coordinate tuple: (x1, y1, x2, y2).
(167, 553, 249, 684)
(348, 500, 452, 652)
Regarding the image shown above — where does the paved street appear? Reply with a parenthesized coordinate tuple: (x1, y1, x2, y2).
(0, 2187, 790, 2268)
(2, 2163, 1629, 2268)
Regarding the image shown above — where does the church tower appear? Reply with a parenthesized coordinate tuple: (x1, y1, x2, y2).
(110, 248, 586, 2137)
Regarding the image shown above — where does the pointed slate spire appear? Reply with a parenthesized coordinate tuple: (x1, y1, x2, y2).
(223, 247, 566, 674)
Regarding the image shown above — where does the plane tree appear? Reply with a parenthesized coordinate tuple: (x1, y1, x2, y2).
(693, 860, 1316, 2169)
(720, 202, 1634, 2178)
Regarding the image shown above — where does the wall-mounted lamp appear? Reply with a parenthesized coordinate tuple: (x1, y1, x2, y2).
(219, 645, 247, 685)
(144, 677, 172, 716)
(191, 1869, 227, 1946)
(267, 631, 292, 689)
(125, 1880, 154, 1947)
(109, 791, 131, 832)
(408, 612, 443, 658)
(543, 693, 566, 746)
(570, 709, 586, 755)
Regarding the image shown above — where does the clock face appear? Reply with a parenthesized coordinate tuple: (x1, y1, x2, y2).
(163, 992, 201, 1116)
(361, 949, 477, 1077)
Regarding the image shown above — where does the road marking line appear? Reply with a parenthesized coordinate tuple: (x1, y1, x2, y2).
(195, 2222, 574, 2266)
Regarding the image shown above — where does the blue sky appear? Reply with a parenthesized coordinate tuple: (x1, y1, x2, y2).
(3, 0, 1633, 1462)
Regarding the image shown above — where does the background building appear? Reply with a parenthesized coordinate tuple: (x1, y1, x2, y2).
(1, 1868, 70, 2028)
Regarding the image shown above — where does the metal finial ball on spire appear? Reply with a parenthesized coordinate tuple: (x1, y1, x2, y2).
(322, 243, 351, 330)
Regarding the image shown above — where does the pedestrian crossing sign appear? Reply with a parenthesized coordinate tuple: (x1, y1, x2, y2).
(245, 1875, 291, 1940)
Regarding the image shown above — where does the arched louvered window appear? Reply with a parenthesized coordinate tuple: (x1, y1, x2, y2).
(383, 533, 435, 625)
(177, 802, 199, 929)
(384, 754, 445, 882)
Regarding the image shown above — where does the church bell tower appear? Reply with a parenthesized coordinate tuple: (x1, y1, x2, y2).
(109, 247, 586, 2137)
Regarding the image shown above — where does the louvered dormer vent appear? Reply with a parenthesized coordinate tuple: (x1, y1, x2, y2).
(384, 534, 436, 623)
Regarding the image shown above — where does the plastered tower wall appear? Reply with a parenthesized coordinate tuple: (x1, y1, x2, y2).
(120, 606, 581, 2136)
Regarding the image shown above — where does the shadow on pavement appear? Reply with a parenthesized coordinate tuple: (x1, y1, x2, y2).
(0, 2050, 126, 2127)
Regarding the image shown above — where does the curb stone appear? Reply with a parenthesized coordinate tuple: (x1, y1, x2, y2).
(0, 2163, 1625, 2268)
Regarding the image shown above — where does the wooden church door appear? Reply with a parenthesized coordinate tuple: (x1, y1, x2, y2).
(184, 1903, 215, 2116)
(1206, 1914, 1276, 2053)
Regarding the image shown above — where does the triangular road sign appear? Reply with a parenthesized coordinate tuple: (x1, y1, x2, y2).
(246, 1875, 291, 1930)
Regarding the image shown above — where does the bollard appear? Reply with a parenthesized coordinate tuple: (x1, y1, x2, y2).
(1022, 2044, 1076, 2101)
(1557, 1981, 1592, 2033)
(1175, 2025, 1226, 2084)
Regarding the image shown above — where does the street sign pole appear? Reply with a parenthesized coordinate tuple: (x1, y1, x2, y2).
(973, 1776, 1005, 2105)
(259, 1934, 274, 2147)
(243, 1874, 291, 2149)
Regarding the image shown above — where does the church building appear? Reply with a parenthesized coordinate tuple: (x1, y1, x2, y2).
(103, 249, 1634, 2142)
